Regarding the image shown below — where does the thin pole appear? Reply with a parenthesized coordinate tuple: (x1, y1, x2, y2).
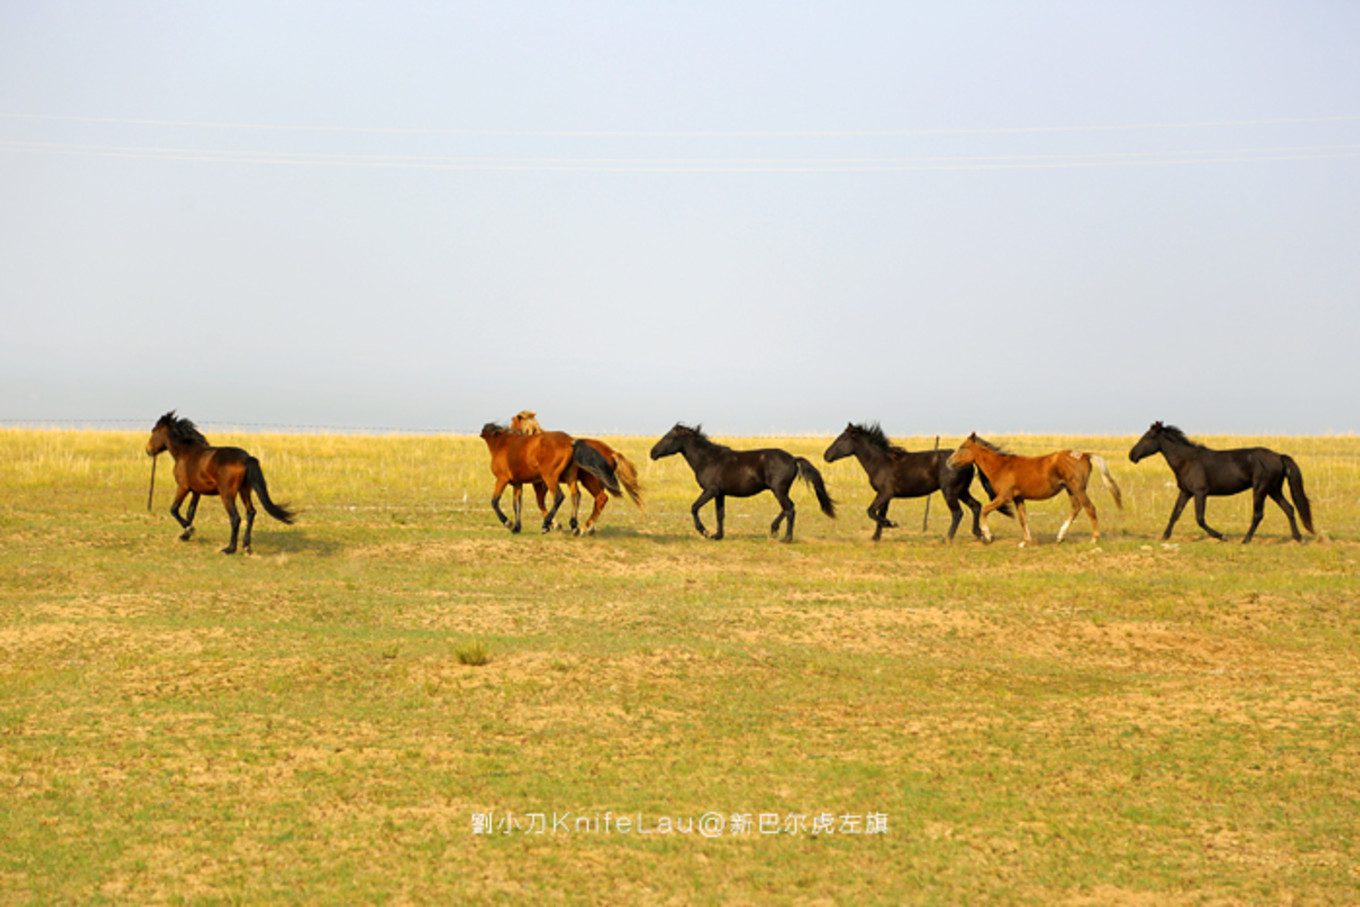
(147, 454, 157, 511)
(922, 435, 940, 531)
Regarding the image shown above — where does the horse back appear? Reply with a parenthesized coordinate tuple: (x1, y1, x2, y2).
(883, 449, 949, 497)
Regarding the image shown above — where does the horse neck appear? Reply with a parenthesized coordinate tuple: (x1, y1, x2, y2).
(165, 433, 209, 461)
(968, 444, 1006, 472)
(677, 435, 721, 472)
(1155, 434, 1198, 469)
(849, 437, 893, 472)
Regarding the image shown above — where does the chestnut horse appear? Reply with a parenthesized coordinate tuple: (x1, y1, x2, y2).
(947, 434, 1122, 546)
(480, 423, 620, 533)
(650, 423, 835, 542)
(145, 411, 296, 554)
(1129, 422, 1313, 543)
(510, 411, 644, 534)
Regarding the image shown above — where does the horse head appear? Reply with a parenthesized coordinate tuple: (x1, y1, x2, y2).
(1129, 422, 1165, 463)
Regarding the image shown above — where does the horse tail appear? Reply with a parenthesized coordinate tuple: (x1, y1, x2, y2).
(794, 458, 837, 518)
(974, 468, 1015, 518)
(246, 458, 297, 524)
(611, 451, 646, 512)
(573, 440, 621, 496)
(1089, 455, 1123, 509)
(1282, 454, 1315, 534)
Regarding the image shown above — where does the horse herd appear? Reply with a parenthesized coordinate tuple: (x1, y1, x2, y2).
(143, 410, 1316, 554)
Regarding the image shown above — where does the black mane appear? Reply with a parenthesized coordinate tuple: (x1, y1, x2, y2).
(1158, 424, 1207, 450)
(851, 422, 909, 458)
(672, 423, 729, 451)
(157, 411, 209, 446)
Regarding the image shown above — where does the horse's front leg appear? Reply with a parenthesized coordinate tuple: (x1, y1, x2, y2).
(512, 484, 525, 534)
(1192, 493, 1224, 540)
(867, 489, 894, 541)
(690, 489, 716, 538)
(490, 478, 511, 529)
(713, 494, 728, 540)
(976, 495, 1010, 544)
(171, 489, 200, 541)
(1162, 490, 1191, 540)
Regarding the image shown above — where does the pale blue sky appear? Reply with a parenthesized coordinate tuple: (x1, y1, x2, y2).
(3, 2, 1358, 436)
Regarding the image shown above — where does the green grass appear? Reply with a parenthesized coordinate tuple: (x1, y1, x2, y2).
(1, 428, 1357, 903)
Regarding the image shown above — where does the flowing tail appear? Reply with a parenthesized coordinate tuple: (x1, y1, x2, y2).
(1282, 454, 1315, 534)
(974, 468, 1015, 518)
(1089, 455, 1123, 509)
(573, 440, 621, 496)
(611, 451, 646, 512)
(246, 458, 297, 524)
(794, 458, 837, 518)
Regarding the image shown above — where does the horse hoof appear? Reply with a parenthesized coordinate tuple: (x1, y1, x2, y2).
(221, 547, 236, 555)
(572, 527, 582, 537)
(179, 529, 194, 541)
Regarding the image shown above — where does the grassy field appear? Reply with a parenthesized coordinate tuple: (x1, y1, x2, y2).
(1, 427, 1357, 904)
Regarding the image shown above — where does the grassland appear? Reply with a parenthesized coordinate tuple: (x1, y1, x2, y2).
(1, 427, 1357, 904)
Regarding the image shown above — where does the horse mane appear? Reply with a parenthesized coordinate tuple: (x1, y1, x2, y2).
(969, 435, 1013, 456)
(852, 422, 909, 458)
(1158, 424, 1206, 449)
(158, 411, 209, 446)
(674, 423, 728, 451)
(481, 421, 512, 436)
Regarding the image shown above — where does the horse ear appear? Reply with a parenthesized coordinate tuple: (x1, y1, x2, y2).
(968, 431, 978, 441)
(1152, 421, 1163, 430)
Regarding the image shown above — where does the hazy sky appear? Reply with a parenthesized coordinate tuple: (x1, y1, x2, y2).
(3, 2, 1358, 436)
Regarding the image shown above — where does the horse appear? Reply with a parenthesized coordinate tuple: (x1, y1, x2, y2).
(823, 422, 1012, 542)
(509, 411, 644, 534)
(1128, 422, 1314, 543)
(145, 411, 296, 554)
(649, 423, 836, 542)
(947, 434, 1122, 546)
(479, 422, 620, 534)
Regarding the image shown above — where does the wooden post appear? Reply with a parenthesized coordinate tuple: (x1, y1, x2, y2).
(922, 435, 940, 531)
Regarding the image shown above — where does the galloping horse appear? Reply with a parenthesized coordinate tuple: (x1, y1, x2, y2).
(650, 423, 835, 542)
(1129, 422, 1314, 543)
(824, 422, 1010, 542)
(510, 410, 644, 534)
(947, 434, 1121, 546)
(145, 411, 296, 554)
(480, 423, 620, 534)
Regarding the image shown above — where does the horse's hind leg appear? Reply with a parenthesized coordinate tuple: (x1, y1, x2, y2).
(1057, 490, 1096, 543)
(1243, 483, 1271, 543)
(239, 484, 258, 553)
(1014, 501, 1034, 546)
(771, 486, 796, 543)
(1267, 485, 1302, 542)
(220, 493, 241, 554)
(943, 493, 965, 544)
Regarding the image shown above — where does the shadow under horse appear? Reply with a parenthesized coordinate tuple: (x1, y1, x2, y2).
(824, 422, 1011, 542)
(1129, 422, 1314, 543)
(948, 433, 1122, 546)
(145, 411, 297, 554)
(650, 423, 835, 542)
(480, 423, 620, 534)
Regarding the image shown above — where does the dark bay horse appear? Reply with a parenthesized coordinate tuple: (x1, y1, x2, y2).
(947, 434, 1122, 546)
(145, 411, 296, 554)
(650, 423, 835, 542)
(510, 411, 644, 534)
(480, 423, 620, 533)
(1129, 422, 1314, 543)
(824, 423, 1010, 542)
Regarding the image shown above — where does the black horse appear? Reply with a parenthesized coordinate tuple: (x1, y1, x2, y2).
(650, 424, 836, 542)
(1128, 422, 1314, 543)
(824, 422, 1011, 542)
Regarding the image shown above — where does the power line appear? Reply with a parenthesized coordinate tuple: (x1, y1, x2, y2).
(4, 139, 1359, 172)
(3, 111, 1360, 138)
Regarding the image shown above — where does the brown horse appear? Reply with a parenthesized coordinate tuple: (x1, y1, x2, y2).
(947, 434, 1122, 546)
(480, 422, 621, 533)
(510, 411, 644, 533)
(145, 411, 296, 554)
